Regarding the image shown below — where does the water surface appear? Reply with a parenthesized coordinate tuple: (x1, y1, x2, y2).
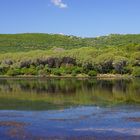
(0, 78, 140, 140)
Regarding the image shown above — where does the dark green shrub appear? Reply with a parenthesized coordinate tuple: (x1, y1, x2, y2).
(72, 67, 83, 74)
(132, 67, 140, 77)
(88, 70, 97, 77)
(7, 68, 21, 76)
(51, 69, 61, 76)
(21, 67, 37, 75)
(64, 68, 72, 74)
(21, 68, 28, 75)
(60, 66, 74, 74)
(38, 69, 47, 76)
(36, 64, 44, 70)
(123, 66, 132, 74)
(82, 64, 93, 74)
(0, 65, 9, 75)
(27, 68, 37, 75)
(44, 65, 52, 74)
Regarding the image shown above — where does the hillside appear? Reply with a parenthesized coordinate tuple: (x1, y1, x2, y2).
(0, 33, 87, 53)
(0, 33, 140, 52)
(0, 33, 139, 77)
(85, 34, 140, 47)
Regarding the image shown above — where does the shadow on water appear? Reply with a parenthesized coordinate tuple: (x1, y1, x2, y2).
(0, 78, 139, 110)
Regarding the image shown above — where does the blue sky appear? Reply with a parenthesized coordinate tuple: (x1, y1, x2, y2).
(0, 0, 140, 37)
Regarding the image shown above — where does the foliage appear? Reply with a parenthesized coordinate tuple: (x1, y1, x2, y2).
(113, 56, 128, 74)
(72, 67, 83, 74)
(88, 70, 97, 77)
(95, 53, 114, 73)
(51, 68, 62, 76)
(0, 33, 139, 76)
(0, 33, 140, 53)
(7, 68, 21, 76)
(132, 67, 140, 77)
(21, 66, 37, 75)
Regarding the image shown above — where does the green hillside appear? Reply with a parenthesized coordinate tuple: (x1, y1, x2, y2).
(85, 34, 140, 47)
(0, 33, 87, 53)
(0, 33, 140, 77)
(0, 33, 140, 52)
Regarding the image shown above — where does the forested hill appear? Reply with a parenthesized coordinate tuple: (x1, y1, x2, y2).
(0, 33, 140, 52)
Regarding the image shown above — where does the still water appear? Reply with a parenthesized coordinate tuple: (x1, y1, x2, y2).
(0, 78, 140, 140)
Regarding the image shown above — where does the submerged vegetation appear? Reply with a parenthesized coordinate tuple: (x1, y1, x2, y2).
(0, 33, 140, 77)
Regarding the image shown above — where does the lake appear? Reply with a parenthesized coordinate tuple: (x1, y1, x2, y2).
(0, 78, 140, 140)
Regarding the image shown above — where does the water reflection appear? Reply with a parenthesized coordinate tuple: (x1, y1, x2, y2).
(0, 78, 139, 110)
(0, 78, 136, 94)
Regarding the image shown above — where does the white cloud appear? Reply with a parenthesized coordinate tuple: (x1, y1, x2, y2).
(51, 0, 68, 8)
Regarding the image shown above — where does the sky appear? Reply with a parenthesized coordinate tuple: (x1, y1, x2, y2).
(0, 0, 140, 37)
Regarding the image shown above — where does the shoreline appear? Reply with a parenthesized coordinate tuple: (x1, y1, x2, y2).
(0, 74, 135, 79)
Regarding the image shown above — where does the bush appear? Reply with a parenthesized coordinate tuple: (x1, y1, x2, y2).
(132, 67, 140, 77)
(72, 67, 83, 74)
(88, 70, 97, 77)
(38, 70, 46, 76)
(95, 53, 114, 73)
(59, 66, 75, 74)
(44, 66, 52, 75)
(36, 64, 44, 70)
(7, 68, 21, 76)
(21, 67, 37, 75)
(0, 65, 9, 75)
(51, 69, 61, 76)
(123, 66, 132, 74)
(113, 56, 128, 74)
(71, 71, 77, 76)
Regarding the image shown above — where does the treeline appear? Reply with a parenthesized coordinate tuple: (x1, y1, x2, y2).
(0, 45, 139, 77)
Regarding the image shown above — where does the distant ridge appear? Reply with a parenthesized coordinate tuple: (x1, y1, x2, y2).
(0, 33, 140, 53)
